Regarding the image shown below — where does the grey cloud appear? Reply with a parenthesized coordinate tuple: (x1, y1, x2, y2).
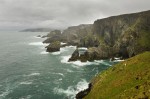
(0, 0, 149, 31)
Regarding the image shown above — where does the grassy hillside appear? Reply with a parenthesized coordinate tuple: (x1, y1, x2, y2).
(84, 51, 150, 99)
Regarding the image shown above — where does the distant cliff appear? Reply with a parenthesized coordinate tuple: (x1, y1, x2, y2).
(20, 28, 54, 32)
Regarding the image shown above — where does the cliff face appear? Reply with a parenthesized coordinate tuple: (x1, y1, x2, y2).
(71, 10, 150, 62)
(61, 24, 93, 45)
(43, 10, 150, 59)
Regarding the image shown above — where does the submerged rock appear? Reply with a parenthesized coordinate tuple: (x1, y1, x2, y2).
(46, 41, 61, 52)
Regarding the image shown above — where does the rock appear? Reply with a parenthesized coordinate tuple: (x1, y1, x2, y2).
(76, 83, 92, 99)
(37, 35, 41, 37)
(43, 35, 62, 43)
(46, 41, 61, 52)
(41, 35, 47, 38)
(47, 30, 61, 37)
(68, 49, 79, 61)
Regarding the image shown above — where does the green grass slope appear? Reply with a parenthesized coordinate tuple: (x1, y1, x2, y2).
(84, 51, 150, 99)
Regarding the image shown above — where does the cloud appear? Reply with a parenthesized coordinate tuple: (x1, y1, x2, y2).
(0, 0, 149, 30)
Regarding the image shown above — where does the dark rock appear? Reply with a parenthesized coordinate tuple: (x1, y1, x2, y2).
(46, 41, 61, 52)
(76, 83, 92, 99)
(68, 49, 79, 61)
(37, 35, 41, 37)
(41, 35, 47, 38)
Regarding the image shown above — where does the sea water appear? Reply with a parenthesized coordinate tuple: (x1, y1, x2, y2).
(0, 31, 116, 99)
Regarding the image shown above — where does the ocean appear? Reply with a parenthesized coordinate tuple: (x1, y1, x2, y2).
(0, 31, 116, 99)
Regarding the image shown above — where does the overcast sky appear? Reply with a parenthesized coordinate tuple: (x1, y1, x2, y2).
(0, 0, 150, 31)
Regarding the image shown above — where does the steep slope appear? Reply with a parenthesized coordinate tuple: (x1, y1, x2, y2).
(93, 10, 150, 58)
(69, 10, 150, 62)
(84, 51, 150, 99)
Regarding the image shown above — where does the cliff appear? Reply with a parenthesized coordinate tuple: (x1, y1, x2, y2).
(69, 10, 150, 62)
(81, 51, 150, 99)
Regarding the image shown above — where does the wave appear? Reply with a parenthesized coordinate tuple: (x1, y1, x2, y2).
(51, 72, 64, 77)
(113, 59, 124, 62)
(0, 90, 10, 98)
(29, 42, 48, 46)
(65, 69, 74, 73)
(78, 47, 88, 50)
(50, 46, 74, 55)
(60, 55, 112, 66)
(25, 72, 40, 77)
(20, 81, 32, 85)
(53, 79, 88, 99)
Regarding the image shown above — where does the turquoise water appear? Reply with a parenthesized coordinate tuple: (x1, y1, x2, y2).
(0, 31, 116, 99)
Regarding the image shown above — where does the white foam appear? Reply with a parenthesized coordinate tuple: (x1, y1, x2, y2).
(40, 51, 49, 54)
(113, 59, 124, 62)
(60, 55, 71, 63)
(51, 72, 64, 77)
(66, 46, 76, 49)
(20, 81, 32, 85)
(25, 73, 40, 77)
(29, 42, 48, 46)
(78, 47, 88, 50)
(50, 47, 68, 55)
(60, 55, 112, 66)
(66, 69, 74, 73)
(57, 73, 64, 77)
(51, 51, 60, 55)
(0, 90, 9, 98)
(61, 42, 67, 45)
(53, 79, 88, 99)
(114, 57, 120, 60)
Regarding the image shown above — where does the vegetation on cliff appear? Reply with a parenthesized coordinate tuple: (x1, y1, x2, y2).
(84, 51, 150, 99)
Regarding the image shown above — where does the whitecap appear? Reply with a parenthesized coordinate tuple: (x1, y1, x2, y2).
(53, 79, 88, 99)
(0, 90, 10, 98)
(25, 73, 40, 77)
(66, 69, 74, 73)
(50, 72, 65, 77)
(20, 81, 32, 85)
(57, 73, 64, 76)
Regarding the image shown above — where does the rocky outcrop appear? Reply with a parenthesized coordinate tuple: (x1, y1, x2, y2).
(76, 83, 92, 99)
(68, 49, 79, 61)
(61, 24, 93, 46)
(47, 30, 61, 37)
(46, 41, 61, 52)
(43, 30, 63, 43)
